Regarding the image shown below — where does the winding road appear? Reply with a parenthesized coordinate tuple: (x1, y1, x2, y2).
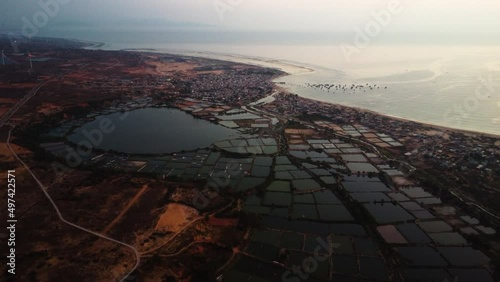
(7, 127, 140, 281)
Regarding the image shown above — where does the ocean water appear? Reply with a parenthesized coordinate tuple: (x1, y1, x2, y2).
(40, 29, 500, 136)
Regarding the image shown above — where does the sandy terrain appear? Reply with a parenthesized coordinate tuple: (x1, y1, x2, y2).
(155, 203, 199, 233)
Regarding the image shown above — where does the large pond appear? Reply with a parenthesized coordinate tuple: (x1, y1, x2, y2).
(67, 108, 240, 154)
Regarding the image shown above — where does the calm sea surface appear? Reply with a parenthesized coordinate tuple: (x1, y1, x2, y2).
(42, 29, 500, 136)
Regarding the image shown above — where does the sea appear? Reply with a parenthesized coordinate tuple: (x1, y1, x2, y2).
(37, 29, 500, 136)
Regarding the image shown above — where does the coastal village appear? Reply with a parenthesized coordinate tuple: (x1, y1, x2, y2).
(1, 37, 499, 281)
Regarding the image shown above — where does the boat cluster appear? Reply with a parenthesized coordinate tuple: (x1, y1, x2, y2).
(283, 82, 388, 95)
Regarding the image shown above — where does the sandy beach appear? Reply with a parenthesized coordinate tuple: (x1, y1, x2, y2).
(153, 49, 500, 140)
(229, 54, 500, 139)
(68, 41, 500, 139)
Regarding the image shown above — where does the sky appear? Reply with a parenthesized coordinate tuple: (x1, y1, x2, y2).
(1, 0, 499, 41)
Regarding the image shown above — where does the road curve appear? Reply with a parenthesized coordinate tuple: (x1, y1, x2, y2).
(6, 126, 140, 282)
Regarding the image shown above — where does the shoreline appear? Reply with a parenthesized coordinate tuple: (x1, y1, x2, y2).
(274, 81, 500, 139)
(287, 91, 500, 139)
(120, 48, 316, 75)
(302, 94, 500, 139)
(82, 40, 498, 139)
(181, 50, 500, 139)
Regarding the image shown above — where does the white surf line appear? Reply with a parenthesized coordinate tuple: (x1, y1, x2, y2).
(6, 126, 140, 282)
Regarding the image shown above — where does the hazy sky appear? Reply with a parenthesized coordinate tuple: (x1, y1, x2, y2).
(1, 0, 499, 36)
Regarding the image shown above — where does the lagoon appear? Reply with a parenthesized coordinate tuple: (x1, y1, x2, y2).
(67, 108, 240, 154)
